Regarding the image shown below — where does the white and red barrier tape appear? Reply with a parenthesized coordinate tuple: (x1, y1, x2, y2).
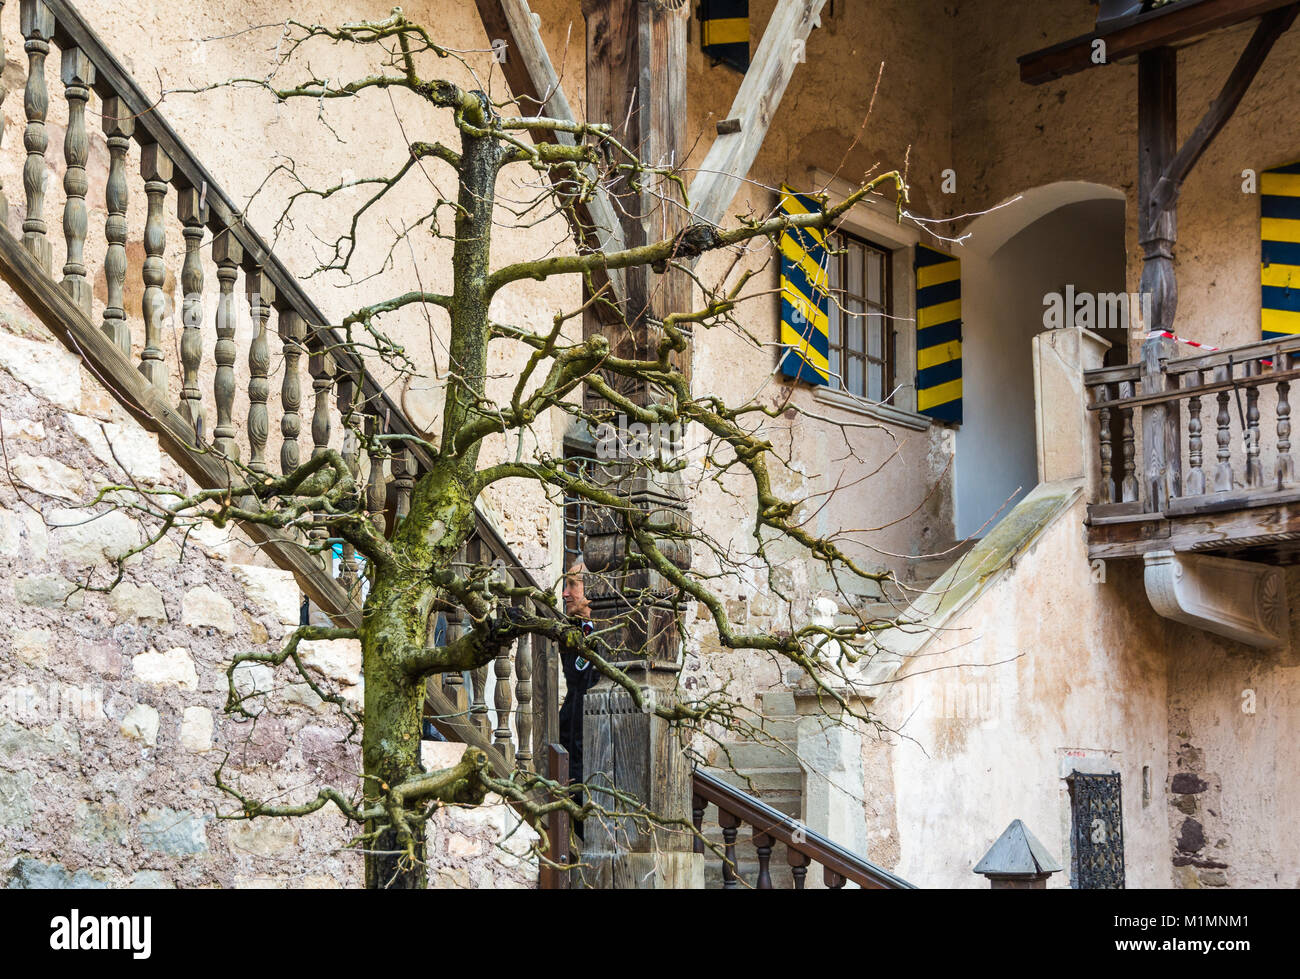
(1144, 330, 1219, 351)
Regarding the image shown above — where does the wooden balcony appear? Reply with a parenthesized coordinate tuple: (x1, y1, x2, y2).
(1084, 334, 1300, 564)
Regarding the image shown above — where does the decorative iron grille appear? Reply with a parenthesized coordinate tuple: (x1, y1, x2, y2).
(1070, 772, 1125, 889)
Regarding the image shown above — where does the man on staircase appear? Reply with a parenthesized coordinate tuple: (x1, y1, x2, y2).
(559, 560, 598, 823)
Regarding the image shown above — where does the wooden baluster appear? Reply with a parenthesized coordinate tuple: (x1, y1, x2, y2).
(514, 631, 534, 772)
(307, 350, 334, 568)
(1096, 383, 1114, 503)
(494, 632, 515, 765)
(279, 310, 307, 474)
(823, 867, 847, 889)
(1279, 371, 1293, 490)
(1186, 370, 1205, 496)
(1119, 380, 1138, 503)
(468, 541, 491, 737)
(139, 144, 172, 394)
(336, 367, 361, 595)
(1246, 360, 1262, 487)
(177, 185, 206, 436)
(443, 600, 468, 718)
(0, 0, 7, 226)
(101, 96, 134, 357)
(20, 0, 55, 273)
(788, 848, 810, 889)
(391, 448, 413, 530)
(718, 809, 741, 889)
(365, 412, 387, 538)
(59, 46, 94, 317)
(1214, 364, 1233, 493)
(213, 231, 242, 459)
(245, 270, 274, 474)
(753, 830, 774, 889)
(691, 794, 706, 855)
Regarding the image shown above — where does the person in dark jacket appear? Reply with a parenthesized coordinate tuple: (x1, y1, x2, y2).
(558, 560, 598, 797)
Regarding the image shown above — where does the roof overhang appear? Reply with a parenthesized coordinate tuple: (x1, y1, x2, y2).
(1019, 0, 1298, 85)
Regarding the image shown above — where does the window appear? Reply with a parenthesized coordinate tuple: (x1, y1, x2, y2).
(826, 232, 894, 402)
(1068, 771, 1125, 889)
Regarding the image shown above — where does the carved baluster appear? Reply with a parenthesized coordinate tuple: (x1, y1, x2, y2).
(1246, 360, 1262, 487)
(719, 809, 740, 889)
(824, 868, 847, 889)
(391, 448, 413, 530)
(753, 830, 774, 889)
(213, 231, 242, 459)
(514, 632, 534, 772)
(20, 0, 55, 272)
(443, 599, 468, 717)
(99, 96, 134, 356)
(59, 47, 94, 316)
(365, 412, 387, 538)
(177, 185, 206, 435)
(493, 632, 514, 764)
(468, 543, 491, 737)
(1214, 364, 1233, 493)
(1119, 381, 1138, 503)
(1096, 383, 1114, 503)
(1279, 376, 1293, 490)
(0, 0, 7, 225)
(139, 144, 172, 393)
(307, 350, 334, 568)
(691, 794, 706, 855)
(245, 270, 274, 474)
(1186, 370, 1205, 496)
(279, 310, 306, 474)
(788, 849, 810, 890)
(336, 367, 361, 595)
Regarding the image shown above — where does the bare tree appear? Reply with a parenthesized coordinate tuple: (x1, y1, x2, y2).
(43, 9, 922, 889)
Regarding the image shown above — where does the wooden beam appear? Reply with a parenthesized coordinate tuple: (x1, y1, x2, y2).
(687, 0, 827, 230)
(473, 0, 626, 301)
(1151, 4, 1300, 217)
(1018, 0, 1298, 86)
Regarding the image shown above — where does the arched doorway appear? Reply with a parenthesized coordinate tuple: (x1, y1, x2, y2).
(955, 183, 1127, 539)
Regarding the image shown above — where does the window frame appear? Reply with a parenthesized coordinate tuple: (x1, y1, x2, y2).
(826, 230, 895, 403)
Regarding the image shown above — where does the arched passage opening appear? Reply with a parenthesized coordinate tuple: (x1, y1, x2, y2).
(955, 182, 1128, 539)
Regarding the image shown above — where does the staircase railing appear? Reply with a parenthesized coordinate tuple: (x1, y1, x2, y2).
(691, 768, 914, 889)
(0, 0, 562, 782)
(1084, 334, 1300, 516)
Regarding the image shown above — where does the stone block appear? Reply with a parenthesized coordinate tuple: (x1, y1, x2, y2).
(182, 586, 236, 634)
(48, 508, 140, 565)
(0, 333, 82, 410)
(132, 647, 198, 691)
(65, 414, 163, 483)
(12, 628, 52, 666)
(137, 807, 208, 855)
(9, 455, 86, 501)
(110, 582, 167, 624)
(14, 573, 84, 609)
(228, 819, 298, 856)
(231, 564, 302, 627)
(119, 703, 160, 746)
(300, 638, 362, 686)
(179, 706, 213, 752)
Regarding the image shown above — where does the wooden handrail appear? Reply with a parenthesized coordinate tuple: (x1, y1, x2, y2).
(691, 768, 914, 889)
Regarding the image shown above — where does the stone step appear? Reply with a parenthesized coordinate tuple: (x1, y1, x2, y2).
(715, 739, 800, 772)
(712, 766, 803, 799)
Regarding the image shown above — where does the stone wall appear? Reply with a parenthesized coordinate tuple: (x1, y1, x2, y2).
(0, 296, 536, 888)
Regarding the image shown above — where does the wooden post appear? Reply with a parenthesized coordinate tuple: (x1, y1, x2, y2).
(1138, 49, 1180, 513)
(539, 744, 571, 890)
(578, 0, 701, 889)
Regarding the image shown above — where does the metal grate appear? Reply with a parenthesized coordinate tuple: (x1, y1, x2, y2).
(1070, 772, 1125, 889)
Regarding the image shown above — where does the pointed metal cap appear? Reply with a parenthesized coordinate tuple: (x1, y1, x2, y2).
(973, 820, 1063, 877)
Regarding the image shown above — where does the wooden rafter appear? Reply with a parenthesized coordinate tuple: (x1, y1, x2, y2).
(686, 0, 827, 230)
(473, 0, 627, 300)
(1019, 0, 1299, 85)
(1149, 3, 1300, 220)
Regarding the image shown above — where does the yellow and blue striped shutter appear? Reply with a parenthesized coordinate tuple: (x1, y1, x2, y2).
(700, 0, 750, 74)
(915, 245, 962, 424)
(1261, 161, 1300, 339)
(777, 186, 831, 386)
